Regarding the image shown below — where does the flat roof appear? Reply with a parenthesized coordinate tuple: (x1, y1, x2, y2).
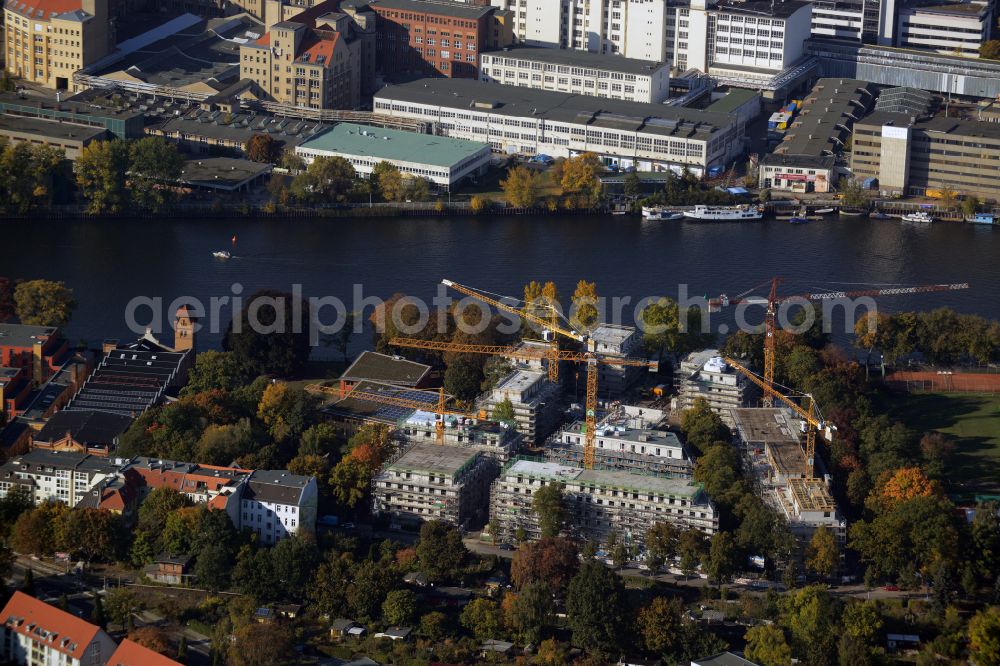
(494, 368, 545, 393)
(732, 408, 799, 444)
(299, 123, 489, 168)
(342, 350, 431, 386)
(589, 324, 635, 348)
(761, 153, 836, 169)
(388, 442, 480, 476)
(505, 457, 705, 498)
(563, 421, 683, 447)
(0, 323, 59, 348)
(0, 92, 143, 121)
(0, 115, 107, 144)
(857, 110, 1000, 141)
(716, 0, 811, 19)
(178, 157, 270, 188)
(367, 0, 494, 20)
(775, 78, 875, 157)
(910, 2, 987, 14)
(376, 78, 735, 139)
(481, 46, 666, 74)
(704, 88, 761, 114)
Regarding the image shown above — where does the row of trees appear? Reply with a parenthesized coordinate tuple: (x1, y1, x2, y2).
(0, 139, 65, 213)
(500, 153, 604, 210)
(76, 137, 184, 214)
(268, 156, 434, 207)
(856, 308, 1000, 365)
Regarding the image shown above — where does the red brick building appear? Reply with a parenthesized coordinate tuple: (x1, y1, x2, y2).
(365, 0, 512, 78)
(0, 323, 69, 386)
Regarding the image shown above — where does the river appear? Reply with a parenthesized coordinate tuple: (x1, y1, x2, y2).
(1, 214, 996, 356)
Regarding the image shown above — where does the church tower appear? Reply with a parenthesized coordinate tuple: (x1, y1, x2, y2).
(174, 305, 197, 353)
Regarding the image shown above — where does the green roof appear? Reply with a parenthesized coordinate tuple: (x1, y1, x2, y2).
(704, 88, 761, 114)
(298, 123, 489, 168)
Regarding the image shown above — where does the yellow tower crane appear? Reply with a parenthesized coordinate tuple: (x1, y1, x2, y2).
(724, 356, 835, 479)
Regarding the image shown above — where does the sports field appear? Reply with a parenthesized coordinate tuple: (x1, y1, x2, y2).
(883, 392, 1000, 499)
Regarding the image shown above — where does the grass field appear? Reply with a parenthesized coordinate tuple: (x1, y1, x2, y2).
(882, 391, 1000, 498)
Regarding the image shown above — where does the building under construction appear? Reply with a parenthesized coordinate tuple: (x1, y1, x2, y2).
(731, 407, 846, 550)
(478, 367, 561, 445)
(546, 404, 693, 477)
(399, 410, 522, 462)
(372, 442, 495, 529)
(674, 351, 757, 424)
(488, 457, 718, 547)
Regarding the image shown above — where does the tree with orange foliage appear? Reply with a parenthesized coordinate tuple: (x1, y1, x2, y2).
(127, 627, 171, 655)
(869, 466, 939, 513)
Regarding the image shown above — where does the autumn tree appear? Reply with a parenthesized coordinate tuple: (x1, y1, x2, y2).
(290, 156, 356, 203)
(560, 152, 603, 208)
(744, 625, 791, 666)
(127, 627, 171, 655)
(223, 289, 312, 377)
(532, 482, 565, 538)
(373, 160, 404, 201)
(636, 596, 685, 655)
(805, 525, 839, 579)
(228, 622, 294, 666)
(245, 133, 281, 163)
(980, 40, 1000, 60)
(75, 139, 131, 213)
(500, 165, 541, 208)
(0, 142, 63, 213)
(460, 598, 502, 640)
(510, 537, 579, 593)
(570, 280, 600, 331)
(13, 279, 75, 326)
(867, 466, 939, 513)
(129, 137, 183, 212)
(969, 606, 1000, 666)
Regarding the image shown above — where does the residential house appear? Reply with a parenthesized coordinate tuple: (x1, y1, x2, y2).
(0, 591, 117, 666)
(108, 638, 183, 666)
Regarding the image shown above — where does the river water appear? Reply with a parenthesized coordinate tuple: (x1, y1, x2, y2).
(1, 214, 996, 355)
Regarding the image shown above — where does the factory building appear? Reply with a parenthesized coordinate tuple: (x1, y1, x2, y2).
(673, 351, 755, 424)
(372, 443, 495, 529)
(489, 457, 718, 546)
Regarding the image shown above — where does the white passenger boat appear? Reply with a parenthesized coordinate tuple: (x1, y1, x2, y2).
(642, 207, 684, 221)
(901, 211, 935, 224)
(683, 205, 763, 221)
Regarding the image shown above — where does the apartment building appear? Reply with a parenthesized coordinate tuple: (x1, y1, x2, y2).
(491, 0, 676, 62)
(895, 2, 991, 58)
(3, 0, 111, 90)
(478, 367, 561, 445)
(372, 442, 495, 528)
(0, 323, 69, 387)
(400, 411, 522, 462)
(373, 77, 742, 174)
(489, 457, 718, 546)
(673, 351, 755, 424)
(588, 324, 647, 396)
(548, 409, 694, 477)
(0, 592, 117, 666)
(124, 457, 251, 503)
(236, 470, 318, 545)
(674, 0, 812, 82)
(366, 0, 512, 78)
(0, 450, 121, 507)
(851, 110, 1000, 200)
(480, 46, 671, 103)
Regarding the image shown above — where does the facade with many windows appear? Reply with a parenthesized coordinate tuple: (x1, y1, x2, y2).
(237, 470, 318, 545)
(894, 2, 991, 58)
(373, 77, 741, 174)
(1, 592, 117, 666)
(489, 458, 718, 546)
(0, 450, 120, 507)
(3, 0, 111, 91)
(479, 46, 671, 104)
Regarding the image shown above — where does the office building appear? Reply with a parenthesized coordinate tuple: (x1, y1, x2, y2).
(3, 0, 111, 91)
(894, 2, 992, 58)
(478, 367, 561, 444)
(674, 0, 813, 83)
(809, 0, 884, 43)
(0, 592, 117, 666)
(490, 0, 676, 62)
(548, 405, 694, 477)
(673, 351, 755, 424)
(851, 111, 1000, 200)
(489, 457, 718, 546)
(364, 0, 513, 78)
(296, 123, 492, 189)
(374, 77, 742, 174)
(480, 46, 671, 103)
(372, 442, 495, 528)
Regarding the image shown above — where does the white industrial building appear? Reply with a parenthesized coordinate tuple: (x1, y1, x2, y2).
(490, 0, 676, 62)
(374, 78, 742, 175)
(480, 46, 672, 103)
(674, 0, 813, 84)
(489, 457, 718, 546)
(295, 122, 492, 189)
(894, 2, 992, 58)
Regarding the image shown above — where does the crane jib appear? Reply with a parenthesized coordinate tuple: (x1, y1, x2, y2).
(803, 283, 970, 301)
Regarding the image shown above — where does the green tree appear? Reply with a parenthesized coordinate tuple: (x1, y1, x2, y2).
(969, 606, 1000, 666)
(500, 165, 541, 208)
(138, 487, 192, 536)
(129, 137, 183, 212)
(962, 195, 981, 218)
(328, 456, 371, 508)
(0, 142, 63, 213)
(245, 133, 281, 163)
(104, 587, 143, 629)
(181, 351, 244, 395)
(279, 150, 305, 172)
(372, 161, 404, 201)
(623, 171, 641, 197)
(842, 601, 882, 643)
(13, 279, 75, 327)
(299, 422, 342, 457)
(75, 139, 131, 213)
(565, 560, 625, 654)
(839, 177, 870, 209)
(223, 289, 312, 378)
(744, 625, 791, 666)
(91, 594, 106, 628)
(532, 482, 565, 538)
(680, 398, 731, 454)
(704, 531, 740, 584)
(781, 586, 841, 666)
(491, 396, 516, 424)
(11, 501, 68, 556)
(194, 540, 233, 593)
(382, 589, 417, 626)
(678, 528, 707, 579)
(58, 508, 127, 562)
(416, 520, 467, 582)
(444, 357, 483, 402)
(636, 596, 684, 654)
(645, 522, 680, 571)
(460, 598, 502, 640)
(419, 611, 449, 640)
(291, 156, 356, 203)
(505, 582, 554, 645)
(402, 175, 431, 202)
(228, 622, 294, 666)
(346, 558, 397, 623)
(805, 525, 839, 579)
(639, 298, 713, 362)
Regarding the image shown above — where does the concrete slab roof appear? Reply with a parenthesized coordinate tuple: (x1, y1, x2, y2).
(298, 123, 489, 168)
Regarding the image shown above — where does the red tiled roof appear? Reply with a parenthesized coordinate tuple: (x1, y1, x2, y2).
(299, 32, 338, 66)
(109, 639, 183, 666)
(1, 592, 103, 660)
(255, 31, 270, 46)
(6, 0, 86, 20)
